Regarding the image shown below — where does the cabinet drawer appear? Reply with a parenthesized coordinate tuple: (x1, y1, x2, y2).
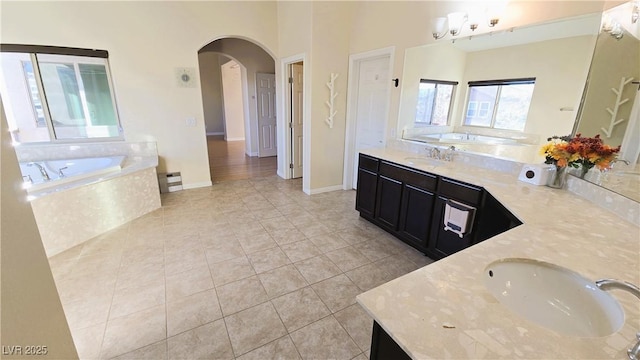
(359, 154, 379, 172)
(379, 161, 437, 191)
(438, 177, 483, 205)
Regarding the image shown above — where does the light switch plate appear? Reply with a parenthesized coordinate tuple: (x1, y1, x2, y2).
(176, 67, 197, 88)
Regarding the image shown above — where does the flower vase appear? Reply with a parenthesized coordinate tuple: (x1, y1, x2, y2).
(547, 166, 568, 189)
(579, 164, 592, 179)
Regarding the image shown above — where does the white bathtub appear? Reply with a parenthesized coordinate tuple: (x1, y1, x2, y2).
(19, 156, 126, 194)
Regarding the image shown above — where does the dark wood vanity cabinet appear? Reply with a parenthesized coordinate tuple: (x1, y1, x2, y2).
(355, 153, 521, 260)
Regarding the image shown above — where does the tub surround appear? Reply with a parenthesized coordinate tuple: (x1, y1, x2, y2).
(356, 146, 640, 359)
(15, 141, 162, 257)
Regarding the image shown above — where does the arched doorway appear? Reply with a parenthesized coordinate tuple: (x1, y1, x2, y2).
(198, 37, 277, 182)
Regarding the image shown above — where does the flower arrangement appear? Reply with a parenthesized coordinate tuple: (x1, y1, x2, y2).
(540, 133, 620, 178)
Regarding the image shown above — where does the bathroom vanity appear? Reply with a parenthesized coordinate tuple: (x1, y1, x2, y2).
(356, 147, 640, 360)
(356, 153, 521, 260)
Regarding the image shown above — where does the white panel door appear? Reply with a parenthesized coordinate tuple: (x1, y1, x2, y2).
(257, 73, 277, 157)
(352, 56, 390, 188)
(291, 63, 303, 179)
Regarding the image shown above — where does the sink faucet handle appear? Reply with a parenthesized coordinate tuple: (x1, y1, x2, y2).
(58, 166, 68, 178)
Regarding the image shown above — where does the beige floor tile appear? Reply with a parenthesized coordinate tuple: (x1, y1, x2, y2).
(334, 304, 374, 353)
(109, 278, 165, 320)
(345, 263, 394, 292)
(308, 233, 349, 253)
(351, 352, 368, 360)
(224, 302, 287, 356)
(235, 335, 301, 360)
(257, 264, 308, 299)
(111, 340, 167, 360)
(247, 247, 291, 273)
(64, 296, 112, 331)
(311, 274, 363, 313)
(335, 227, 372, 245)
(70, 322, 105, 360)
(164, 247, 208, 275)
(115, 260, 165, 292)
(353, 239, 396, 262)
(210, 255, 256, 286)
(280, 239, 322, 263)
(375, 254, 421, 279)
(298, 222, 331, 238)
(325, 246, 371, 272)
(237, 232, 278, 254)
(289, 315, 360, 360)
(217, 276, 269, 316)
(204, 240, 245, 265)
(167, 289, 222, 337)
(271, 287, 331, 332)
(294, 255, 342, 284)
(259, 216, 296, 234)
(269, 228, 307, 246)
(167, 320, 233, 360)
(100, 305, 167, 359)
(165, 265, 214, 303)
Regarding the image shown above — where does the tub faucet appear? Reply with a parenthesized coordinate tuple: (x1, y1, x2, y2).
(596, 279, 640, 360)
(58, 166, 68, 178)
(27, 162, 50, 181)
(612, 159, 631, 166)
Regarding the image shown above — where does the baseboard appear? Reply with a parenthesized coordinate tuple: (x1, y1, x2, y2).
(308, 184, 344, 195)
(182, 181, 213, 190)
(206, 131, 224, 136)
(247, 151, 259, 157)
(225, 137, 245, 142)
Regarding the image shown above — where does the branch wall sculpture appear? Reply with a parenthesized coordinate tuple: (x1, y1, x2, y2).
(601, 76, 633, 138)
(325, 73, 338, 129)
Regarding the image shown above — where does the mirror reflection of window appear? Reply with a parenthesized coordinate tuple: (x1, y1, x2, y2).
(464, 78, 535, 131)
(415, 79, 457, 126)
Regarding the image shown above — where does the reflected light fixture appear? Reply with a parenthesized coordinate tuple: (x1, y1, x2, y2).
(431, 6, 503, 40)
(632, 1, 639, 23)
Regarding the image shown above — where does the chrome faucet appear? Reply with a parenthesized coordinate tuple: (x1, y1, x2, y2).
(58, 166, 68, 178)
(27, 162, 50, 181)
(596, 279, 640, 299)
(596, 279, 640, 360)
(443, 146, 456, 162)
(430, 147, 441, 160)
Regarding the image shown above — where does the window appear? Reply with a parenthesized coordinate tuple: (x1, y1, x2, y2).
(463, 78, 535, 131)
(0, 45, 122, 143)
(415, 79, 457, 126)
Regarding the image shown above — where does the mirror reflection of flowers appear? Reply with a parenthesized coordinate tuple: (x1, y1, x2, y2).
(540, 133, 620, 178)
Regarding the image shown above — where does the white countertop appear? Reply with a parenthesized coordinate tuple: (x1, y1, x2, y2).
(356, 147, 640, 359)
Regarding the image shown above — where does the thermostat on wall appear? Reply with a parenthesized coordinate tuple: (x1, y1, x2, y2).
(518, 164, 555, 185)
(175, 67, 197, 88)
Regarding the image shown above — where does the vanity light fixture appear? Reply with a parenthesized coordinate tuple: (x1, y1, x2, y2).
(431, 6, 503, 40)
(602, 15, 624, 40)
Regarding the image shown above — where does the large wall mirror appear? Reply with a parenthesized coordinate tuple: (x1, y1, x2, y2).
(397, 1, 639, 202)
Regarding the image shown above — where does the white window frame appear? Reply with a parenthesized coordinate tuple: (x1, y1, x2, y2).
(463, 78, 535, 130)
(415, 78, 457, 126)
(1, 44, 123, 144)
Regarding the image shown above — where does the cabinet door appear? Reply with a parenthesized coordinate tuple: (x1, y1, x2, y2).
(356, 168, 378, 218)
(375, 175, 403, 231)
(398, 184, 435, 251)
(428, 196, 476, 259)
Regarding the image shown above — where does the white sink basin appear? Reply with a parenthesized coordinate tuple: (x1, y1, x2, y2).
(484, 258, 625, 337)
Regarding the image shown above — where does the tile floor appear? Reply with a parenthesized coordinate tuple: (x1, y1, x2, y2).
(48, 176, 434, 359)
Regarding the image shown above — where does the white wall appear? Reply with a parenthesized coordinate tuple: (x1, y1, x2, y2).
(220, 60, 246, 141)
(459, 35, 596, 139)
(397, 43, 467, 133)
(1, 1, 278, 189)
(1, 100, 78, 359)
(198, 52, 225, 135)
